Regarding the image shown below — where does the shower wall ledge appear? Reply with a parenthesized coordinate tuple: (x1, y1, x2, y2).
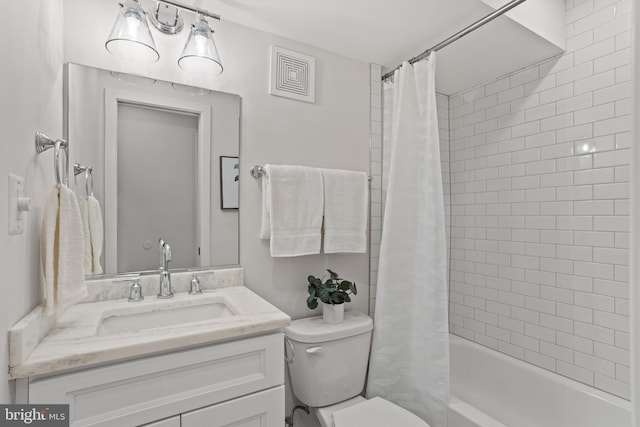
(434, 0, 566, 95)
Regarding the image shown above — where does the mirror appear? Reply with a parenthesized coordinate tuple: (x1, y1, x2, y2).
(66, 63, 240, 276)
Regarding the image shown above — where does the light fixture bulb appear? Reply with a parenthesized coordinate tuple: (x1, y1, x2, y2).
(178, 16, 223, 75)
(126, 14, 141, 29)
(105, 0, 159, 63)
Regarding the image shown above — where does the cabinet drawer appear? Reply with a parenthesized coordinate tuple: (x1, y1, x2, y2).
(28, 333, 284, 426)
(141, 416, 180, 427)
(181, 386, 284, 427)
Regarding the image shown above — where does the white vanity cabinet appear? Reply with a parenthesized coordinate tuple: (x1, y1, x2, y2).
(181, 387, 283, 427)
(17, 333, 285, 427)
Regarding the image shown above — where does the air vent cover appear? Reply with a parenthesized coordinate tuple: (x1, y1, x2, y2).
(269, 46, 316, 103)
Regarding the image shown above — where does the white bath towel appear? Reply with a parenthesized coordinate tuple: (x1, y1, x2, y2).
(41, 185, 88, 315)
(78, 198, 92, 274)
(260, 164, 324, 257)
(322, 168, 369, 253)
(87, 195, 104, 274)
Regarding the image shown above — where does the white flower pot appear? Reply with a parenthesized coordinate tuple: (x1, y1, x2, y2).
(322, 302, 344, 324)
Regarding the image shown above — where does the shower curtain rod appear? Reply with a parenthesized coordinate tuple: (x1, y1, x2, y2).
(381, 0, 529, 81)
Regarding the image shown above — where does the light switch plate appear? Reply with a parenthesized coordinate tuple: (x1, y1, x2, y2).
(9, 173, 25, 234)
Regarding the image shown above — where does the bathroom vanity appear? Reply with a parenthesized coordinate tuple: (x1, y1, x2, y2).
(8, 268, 290, 427)
(18, 334, 284, 427)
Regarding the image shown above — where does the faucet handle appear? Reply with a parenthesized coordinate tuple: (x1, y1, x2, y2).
(189, 274, 203, 295)
(127, 280, 144, 302)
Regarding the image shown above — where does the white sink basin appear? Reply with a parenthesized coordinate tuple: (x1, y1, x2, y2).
(98, 301, 235, 336)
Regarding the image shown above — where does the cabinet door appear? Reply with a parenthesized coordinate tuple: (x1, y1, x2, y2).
(141, 416, 180, 427)
(181, 386, 284, 427)
(28, 334, 283, 426)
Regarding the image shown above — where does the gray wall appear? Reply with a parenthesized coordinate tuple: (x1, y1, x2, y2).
(0, 0, 64, 402)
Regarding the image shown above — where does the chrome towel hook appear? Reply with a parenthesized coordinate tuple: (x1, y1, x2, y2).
(54, 140, 68, 188)
(74, 163, 94, 197)
(36, 131, 69, 188)
(86, 169, 94, 197)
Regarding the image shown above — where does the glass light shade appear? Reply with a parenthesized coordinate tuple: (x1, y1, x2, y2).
(178, 17, 223, 75)
(105, 0, 159, 63)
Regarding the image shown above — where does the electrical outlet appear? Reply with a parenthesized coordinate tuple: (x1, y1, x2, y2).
(9, 173, 25, 234)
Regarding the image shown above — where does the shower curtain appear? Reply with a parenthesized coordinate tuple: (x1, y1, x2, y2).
(366, 54, 449, 427)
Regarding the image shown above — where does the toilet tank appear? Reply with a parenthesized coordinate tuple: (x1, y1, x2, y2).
(284, 312, 373, 407)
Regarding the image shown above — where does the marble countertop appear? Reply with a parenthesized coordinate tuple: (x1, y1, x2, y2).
(9, 283, 290, 379)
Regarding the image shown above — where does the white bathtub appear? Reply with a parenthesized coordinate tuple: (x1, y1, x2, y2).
(448, 335, 631, 427)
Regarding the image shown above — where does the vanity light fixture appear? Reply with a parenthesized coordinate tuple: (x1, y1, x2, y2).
(178, 15, 223, 75)
(106, 0, 223, 74)
(106, 0, 159, 63)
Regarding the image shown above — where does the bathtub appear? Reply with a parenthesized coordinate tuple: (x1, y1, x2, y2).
(448, 335, 631, 427)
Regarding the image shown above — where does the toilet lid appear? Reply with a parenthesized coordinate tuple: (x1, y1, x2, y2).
(333, 397, 430, 427)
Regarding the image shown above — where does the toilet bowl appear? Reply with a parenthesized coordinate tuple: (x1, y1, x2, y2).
(284, 312, 430, 427)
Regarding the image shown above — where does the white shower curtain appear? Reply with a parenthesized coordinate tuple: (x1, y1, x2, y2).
(366, 54, 449, 427)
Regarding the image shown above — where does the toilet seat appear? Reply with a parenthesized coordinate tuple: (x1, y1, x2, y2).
(315, 396, 366, 427)
(318, 396, 431, 427)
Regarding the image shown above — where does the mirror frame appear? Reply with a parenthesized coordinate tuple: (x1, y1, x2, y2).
(65, 63, 241, 279)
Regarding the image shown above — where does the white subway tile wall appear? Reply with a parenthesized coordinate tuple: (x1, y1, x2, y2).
(448, 0, 631, 399)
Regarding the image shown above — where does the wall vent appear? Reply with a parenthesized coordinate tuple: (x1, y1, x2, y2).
(269, 46, 316, 103)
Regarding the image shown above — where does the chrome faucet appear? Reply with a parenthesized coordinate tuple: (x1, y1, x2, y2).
(158, 238, 173, 299)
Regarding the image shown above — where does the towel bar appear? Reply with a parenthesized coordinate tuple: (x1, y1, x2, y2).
(250, 164, 373, 182)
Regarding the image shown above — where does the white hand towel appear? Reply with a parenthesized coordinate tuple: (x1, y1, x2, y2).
(260, 164, 324, 257)
(322, 169, 369, 253)
(78, 198, 92, 273)
(41, 188, 59, 314)
(87, 195, 104, 274)
(41, 185, 88, 315)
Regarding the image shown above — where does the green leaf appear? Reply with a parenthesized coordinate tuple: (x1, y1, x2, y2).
(339, 280, 351, 291)
(307, 275, 316, 284)
(307, 296, 318, 309)
(344, 294, 351, 303)
(318, 287, 331, 303)
(308, 285, 316, 297)
(350, 282, 358, 295)
(313, 277, 322, 286)
(327, 269, 339, 280)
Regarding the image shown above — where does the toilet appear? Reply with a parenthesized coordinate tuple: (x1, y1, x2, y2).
(284, 312, 430, 427)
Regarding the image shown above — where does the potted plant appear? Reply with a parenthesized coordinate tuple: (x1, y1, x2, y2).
(306, 269, 357, 324)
